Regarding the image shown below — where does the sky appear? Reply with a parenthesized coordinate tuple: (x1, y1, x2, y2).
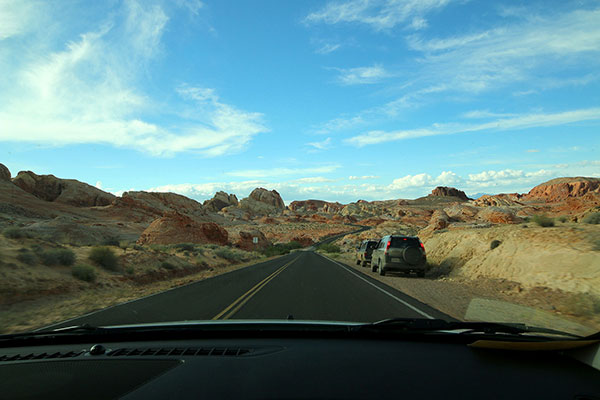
(1, 0, 599, 204)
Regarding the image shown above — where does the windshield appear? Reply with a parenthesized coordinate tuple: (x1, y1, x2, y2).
(0, 0, 598, 338)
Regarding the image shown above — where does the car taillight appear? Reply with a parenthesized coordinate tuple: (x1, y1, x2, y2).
(420, 242, 426, 254)
(364, 252, 367, 257)
(385, 240, 391, 254)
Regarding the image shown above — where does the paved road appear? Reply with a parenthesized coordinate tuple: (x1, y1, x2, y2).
(43, 250, 450, 330)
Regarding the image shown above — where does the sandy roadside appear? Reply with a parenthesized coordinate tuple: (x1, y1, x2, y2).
(0, 255, 284, 334)
(323, 252, 599, 336)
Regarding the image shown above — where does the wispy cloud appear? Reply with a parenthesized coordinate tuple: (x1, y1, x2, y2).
(0, 1, 266, 157)
(307, 137, 333, 150)
(225, 165, 341, 179)
(313, 8, 600, 134)
(304, 0, 452, 31)
(316, 43, 341, 54)
(335, 64, 390, 85)
(348, 175, 379, 181)
(346, 107, 600, 147)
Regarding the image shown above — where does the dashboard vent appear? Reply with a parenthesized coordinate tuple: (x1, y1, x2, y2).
(0, 350, 84, 362)
(107, 347, 252, 357)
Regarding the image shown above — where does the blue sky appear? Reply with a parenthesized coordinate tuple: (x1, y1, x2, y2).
(1, 0, 599, 204)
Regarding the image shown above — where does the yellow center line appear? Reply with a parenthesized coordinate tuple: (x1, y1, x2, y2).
(212, 257, 298, 320)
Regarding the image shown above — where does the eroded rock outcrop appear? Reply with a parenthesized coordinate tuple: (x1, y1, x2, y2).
(114, 191, 206, 218)
(234, 230, 271, 251)
(429, 186, 470, 201)
(12, 171, 115, 207)
(288, 200, 343, 213)
(473, 194, 523, 207)
(477, 207, 521, 224)
(239, 188, 285, 215)
(203, 191, 239, 212)
(524, 177, 600, 202)
(0, 163, 10, 181)
(137, 213, 228, 245)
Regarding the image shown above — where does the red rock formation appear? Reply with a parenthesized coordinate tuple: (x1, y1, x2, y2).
(473, 194, 523, 207)
(524, 177, 600, 202)
(477, 207, 521, 224)
(0, 163, 10, 181)
(137, 213, 228, 245)
(290, 235, 314, 247)
(235, 230, 271, 251)
(288, 199, 344, 213)
(429, 186, 470, 201)
(203, 191, 238, 212)
(12, 170, 115, 207)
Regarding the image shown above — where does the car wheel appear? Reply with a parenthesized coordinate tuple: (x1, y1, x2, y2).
(371, 260, 378, 272)
(356, 259, 361, 265)
(379, 263, 386, 276)
(417, 270, 425, 278)
(361, 260, 367, 267)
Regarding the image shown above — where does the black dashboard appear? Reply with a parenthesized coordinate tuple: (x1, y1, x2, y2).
(1, 333, 600, 399)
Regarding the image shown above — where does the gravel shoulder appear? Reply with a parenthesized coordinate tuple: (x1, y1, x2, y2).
(329, 252, 599, 336)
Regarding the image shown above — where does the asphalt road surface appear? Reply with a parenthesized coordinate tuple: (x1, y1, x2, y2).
(43, 251, 450, 330)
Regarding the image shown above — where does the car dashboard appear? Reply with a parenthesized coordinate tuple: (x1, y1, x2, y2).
(1, 332, 600, 399)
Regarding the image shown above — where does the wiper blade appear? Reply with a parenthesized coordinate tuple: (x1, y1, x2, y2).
(0, 324, 111, 340)
(357, 318, 582, 339)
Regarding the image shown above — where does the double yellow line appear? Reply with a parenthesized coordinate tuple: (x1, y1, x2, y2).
(212, 257, 298, 320)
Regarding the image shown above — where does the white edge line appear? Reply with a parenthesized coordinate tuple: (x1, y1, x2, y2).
(34, 253, 293, 332)
(316, 252, 434, 319)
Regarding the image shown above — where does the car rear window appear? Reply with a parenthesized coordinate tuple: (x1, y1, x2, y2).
(390, 237, 420, 248)
(367, 241, 378, 249)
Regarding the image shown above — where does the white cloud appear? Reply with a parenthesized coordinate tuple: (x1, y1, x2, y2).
(304, 0, 451, 31)
(406, 8, 600, 93)
(0, 1, 266, 157)
(0, 0, 40, 40)
(461, 110, 517, 119)
(307, 137, 333, 150)
(143, 161, 599, 204)
(225, 165, 341, 179)
(346, 107, 600, 147)
(348, 175, 379, 180)
(336, 65, 390, 85)
(174, 0, 204, 15)
(527, 149, 540, 153)
(316, 43, 341, 54)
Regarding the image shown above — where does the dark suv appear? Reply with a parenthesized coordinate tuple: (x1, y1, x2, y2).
(370, 235, 427, 277)
(355, 240, 378, 267)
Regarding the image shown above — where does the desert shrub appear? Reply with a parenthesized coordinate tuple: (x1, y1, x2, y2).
(2, 227, 28, 239)
(149, 244, 169, 253)
(173, 243, 196, 252)
(592, 238, 600, 252)
(88, 246, 119, 271)
(262, 241, 303, 257)
(582, 212, 600, 225)
(319, 243, 341, 253)
(132, 244, 143, 251)
(161, 261, 176, 270)
(38, 249, 76, 266)
(531, 215, 554, 227)
(72, 264, 97, 282)
(215, 247, 245, 262)
(102, 236, 121, 246)
(17, 251, 36, 265)
(522, 216, 531, 223)
(125, 266, 135, 275)
(490, 240, 501, 250)
(558, 216, 568, 223)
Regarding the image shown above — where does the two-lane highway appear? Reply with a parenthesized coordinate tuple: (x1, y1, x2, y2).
(43, 250, 450, 330)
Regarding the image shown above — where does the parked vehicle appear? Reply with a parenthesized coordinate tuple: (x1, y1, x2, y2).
(355, 240, 379, 267)
(371, 235, 427, 277)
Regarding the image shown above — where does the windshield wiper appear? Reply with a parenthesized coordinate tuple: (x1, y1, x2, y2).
(355, 318, 582, 339)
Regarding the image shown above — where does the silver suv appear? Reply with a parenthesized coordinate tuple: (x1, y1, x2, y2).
(371, 235, 427, 277)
